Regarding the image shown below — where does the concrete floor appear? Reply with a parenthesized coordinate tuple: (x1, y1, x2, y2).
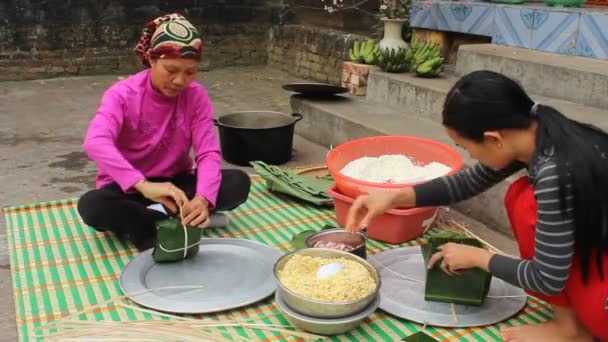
(0, 65, 516, 341)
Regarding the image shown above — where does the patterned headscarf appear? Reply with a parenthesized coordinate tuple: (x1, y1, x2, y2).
(135, 13, 203, 67)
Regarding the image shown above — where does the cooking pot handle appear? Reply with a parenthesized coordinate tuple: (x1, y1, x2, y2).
(291, 113, 303, 123)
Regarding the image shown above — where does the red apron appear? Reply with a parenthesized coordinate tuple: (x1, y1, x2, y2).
(505, 176, 608, 340)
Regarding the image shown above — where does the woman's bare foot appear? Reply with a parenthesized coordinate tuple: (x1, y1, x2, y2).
(501, 321, 592, 342)
(500, 305, 593, 342)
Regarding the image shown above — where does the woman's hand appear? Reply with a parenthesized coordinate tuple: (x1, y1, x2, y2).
(181, 196, 210, 228)
(345, 188, 415, 233)
(135, 180, 188, 213)
(427, 243, 494, 275)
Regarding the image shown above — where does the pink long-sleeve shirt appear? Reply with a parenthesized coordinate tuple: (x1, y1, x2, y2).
(83, 69, 222, 207)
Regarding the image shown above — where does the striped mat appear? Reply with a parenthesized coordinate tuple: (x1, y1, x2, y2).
(2, 176, 553, 341)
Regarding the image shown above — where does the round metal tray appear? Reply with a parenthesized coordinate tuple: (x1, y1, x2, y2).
(369, 246, 527, 327)
(120, 238, 283, 314)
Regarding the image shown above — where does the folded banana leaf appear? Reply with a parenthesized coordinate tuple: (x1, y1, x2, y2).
(421, 236, 492, 306)
(401, 332, 439, 342)
(152, 217, 203, 263)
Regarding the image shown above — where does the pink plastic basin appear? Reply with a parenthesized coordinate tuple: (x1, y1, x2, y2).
(326, 135, 463, 198)
(329, 185, 438, 244)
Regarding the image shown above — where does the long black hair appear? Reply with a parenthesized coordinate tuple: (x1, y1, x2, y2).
(443, 70, 608, 282)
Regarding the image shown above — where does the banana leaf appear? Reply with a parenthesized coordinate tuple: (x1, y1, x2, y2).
(250, 161, 334, 206)
(291, 225, 337, 250)
(292, 230, 317, 250)
(421, 236, 492, 306)
(402, 332, 439, 342)
(152, 217, 203, 263)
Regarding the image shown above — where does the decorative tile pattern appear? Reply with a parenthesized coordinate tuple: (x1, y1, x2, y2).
(531, 11, 579, 55)
(449, 3, 474, 22)
(409, 1, 608, 59)
(492, 7, 535, 48)
(461, 4, 495, 36)
(410, 1, 435, 30)
(432, 2, 462, 32)
(577, 14, 608, 59)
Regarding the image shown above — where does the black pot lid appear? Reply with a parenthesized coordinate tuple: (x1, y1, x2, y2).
(282, 82, 348, 96)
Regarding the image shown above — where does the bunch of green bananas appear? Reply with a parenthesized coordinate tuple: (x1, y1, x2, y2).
(405, 40, 444, 78)
(415, 56, 445, 78)
(376, 48, 409, 73)
(348, 39, 380, 65)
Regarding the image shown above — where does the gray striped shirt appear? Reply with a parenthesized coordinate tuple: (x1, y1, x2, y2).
(414, 153, 575, 296)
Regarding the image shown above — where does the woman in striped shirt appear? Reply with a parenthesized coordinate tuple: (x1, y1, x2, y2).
(346, 71, 608, 341)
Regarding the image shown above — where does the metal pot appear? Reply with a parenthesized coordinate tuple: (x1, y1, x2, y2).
(305, 228, 367, 259)
(214, 111, 303, 166)
(273, 248, 380, 319)
(275, 291, 380, 335)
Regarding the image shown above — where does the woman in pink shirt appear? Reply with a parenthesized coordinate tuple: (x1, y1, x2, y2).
(78, 13, 250, 251)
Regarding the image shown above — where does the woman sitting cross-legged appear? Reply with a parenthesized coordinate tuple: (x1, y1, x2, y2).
(78, 13, 250, 251)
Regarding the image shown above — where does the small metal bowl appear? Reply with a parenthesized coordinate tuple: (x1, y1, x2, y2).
(306, 228, 367, 259)
(273, 248, 380, 319)
(275, 290, 380, 335)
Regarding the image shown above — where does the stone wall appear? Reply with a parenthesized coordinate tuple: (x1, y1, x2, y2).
(267, 25, 367, 85)
(0, 0, 272, 81)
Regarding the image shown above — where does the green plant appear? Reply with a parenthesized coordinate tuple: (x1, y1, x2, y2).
(348, 39, 380, 64)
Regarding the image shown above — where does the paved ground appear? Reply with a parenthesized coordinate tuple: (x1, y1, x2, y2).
(0, 65, 516, 341)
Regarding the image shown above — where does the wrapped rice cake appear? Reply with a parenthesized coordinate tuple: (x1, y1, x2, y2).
(152, 217, 202, 263)
(402, 331, 439, 342)
(421, 236, 492, 306)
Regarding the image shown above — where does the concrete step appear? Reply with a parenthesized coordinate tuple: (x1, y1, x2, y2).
(366, 69, 608, 127)
(291, 94, 449, 148)
(291, 93, 522, 236)
(455, 44, 608, 109)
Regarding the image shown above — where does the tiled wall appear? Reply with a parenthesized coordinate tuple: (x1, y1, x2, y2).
(410, 1, 608, 59)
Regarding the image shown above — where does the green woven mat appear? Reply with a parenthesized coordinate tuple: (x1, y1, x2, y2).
(3, 177, 552, 342)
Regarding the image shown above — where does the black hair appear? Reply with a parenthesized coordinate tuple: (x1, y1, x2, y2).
(443, 70, 608, 282)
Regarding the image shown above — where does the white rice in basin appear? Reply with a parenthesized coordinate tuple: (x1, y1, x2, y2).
(340, 154, 451, 184)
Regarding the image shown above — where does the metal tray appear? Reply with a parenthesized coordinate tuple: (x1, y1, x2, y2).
(120, 238, 283, 314)
(282, 83, 348, 96)
(369, 246, 527, 328)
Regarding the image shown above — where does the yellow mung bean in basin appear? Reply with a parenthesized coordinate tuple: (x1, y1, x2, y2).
(278, 255, 376, 302)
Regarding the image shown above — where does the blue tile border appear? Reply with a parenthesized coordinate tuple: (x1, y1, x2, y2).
(577, 14, 608, 58)
(531, 11, 579, 55)
(493, 7, 534, 48)
(411, 1, 435, 29)
(461, 4, 495, 36)
(432, 2, 463, 32)
(410, 0, 608, 59)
